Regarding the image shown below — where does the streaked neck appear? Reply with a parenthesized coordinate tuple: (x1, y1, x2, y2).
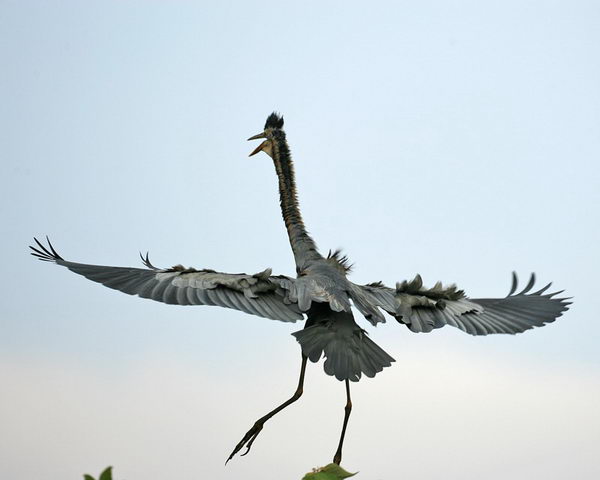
(271, 131, 321, 269)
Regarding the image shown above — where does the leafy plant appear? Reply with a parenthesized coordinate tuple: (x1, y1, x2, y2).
(302, 463, 357, 480)
(83, 463, 357, 479)
(84, 466, 113, 480)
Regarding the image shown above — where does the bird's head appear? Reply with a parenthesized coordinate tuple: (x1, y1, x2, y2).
(247, 112, 285, 158)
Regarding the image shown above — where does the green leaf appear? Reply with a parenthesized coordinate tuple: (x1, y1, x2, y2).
(98, 467, 113, 480)
(302, 463, 357, 480)
(83, 467, 113, 480)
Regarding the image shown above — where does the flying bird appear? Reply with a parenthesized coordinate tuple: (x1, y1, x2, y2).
(30, 112, 570, 466)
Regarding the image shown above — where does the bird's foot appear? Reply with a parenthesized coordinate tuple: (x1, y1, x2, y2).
(226, 421, 264, 464)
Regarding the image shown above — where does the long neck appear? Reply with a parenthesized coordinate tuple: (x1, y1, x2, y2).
(271, 131, 321, 269)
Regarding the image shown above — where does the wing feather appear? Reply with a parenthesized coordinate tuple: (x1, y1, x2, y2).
(350, 272, 570, 335)
(30, 237, 304, 323)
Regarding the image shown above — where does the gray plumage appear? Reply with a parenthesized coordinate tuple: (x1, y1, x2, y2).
(293, 306, 394, 382)
(30, 112, 572, 465)
(31, 236, 569, 381)
(30, 113, 570, 384)
(31, 243, 302, 323)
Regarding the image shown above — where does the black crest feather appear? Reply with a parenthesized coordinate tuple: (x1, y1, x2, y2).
(264, 112, 284, 130)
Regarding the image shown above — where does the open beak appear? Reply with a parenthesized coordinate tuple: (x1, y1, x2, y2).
(247, 132, 267, 157)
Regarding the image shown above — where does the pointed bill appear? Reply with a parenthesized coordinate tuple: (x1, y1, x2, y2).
(249, 140, 268, 157)
(247, 132, 266, 141)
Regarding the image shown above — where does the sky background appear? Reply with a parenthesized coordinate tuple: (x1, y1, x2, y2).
(2, 1, 599, 479)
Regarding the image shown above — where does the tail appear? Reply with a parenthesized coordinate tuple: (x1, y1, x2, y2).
(292, 310, 394, 382)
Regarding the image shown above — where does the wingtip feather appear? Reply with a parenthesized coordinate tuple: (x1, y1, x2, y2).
(30, 236, 63, 262)
(508, 271, 518, 296)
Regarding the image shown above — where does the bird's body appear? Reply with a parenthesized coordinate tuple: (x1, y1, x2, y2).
(31, 112, 570, 465)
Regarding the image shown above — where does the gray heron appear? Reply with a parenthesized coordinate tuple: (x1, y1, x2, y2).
(30, 112, 570, 465)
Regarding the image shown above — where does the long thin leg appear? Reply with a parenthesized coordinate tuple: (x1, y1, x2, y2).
(332, 379, 352, 465)
(226, 354, 308, 463)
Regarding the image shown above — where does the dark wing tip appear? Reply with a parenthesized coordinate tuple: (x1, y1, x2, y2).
(29, 236, 64, 262)
(507, 272, 540, 297)
(508, 271, 518, 296)
(139, 251, 159, 270)
(518, 272, 536, 295)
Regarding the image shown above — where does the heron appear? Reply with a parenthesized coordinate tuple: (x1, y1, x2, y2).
(30, 112, 570, 466)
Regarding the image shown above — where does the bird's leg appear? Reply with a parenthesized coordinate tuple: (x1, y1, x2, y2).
(226, 354, 308, 463)
(332, 379, 352, 465)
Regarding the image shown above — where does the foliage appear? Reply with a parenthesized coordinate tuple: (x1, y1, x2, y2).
(302, 463, 357, 480)
(84, 466, 113, 480)
(83, 463, 357, 479)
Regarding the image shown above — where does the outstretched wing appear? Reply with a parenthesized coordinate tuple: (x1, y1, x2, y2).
(30, 237, 303, 323)
(349, 273, 570, 335)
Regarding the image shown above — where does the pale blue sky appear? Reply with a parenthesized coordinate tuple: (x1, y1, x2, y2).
(1, 1, 599, 479)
